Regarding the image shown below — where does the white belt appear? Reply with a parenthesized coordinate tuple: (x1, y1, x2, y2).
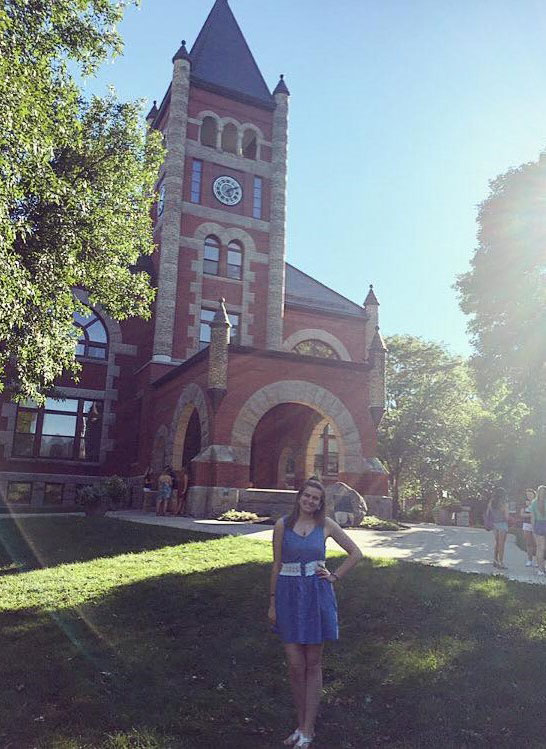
(279, 560, 325, 577)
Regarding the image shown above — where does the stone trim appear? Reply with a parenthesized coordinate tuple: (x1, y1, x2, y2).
(182, 201, 269, 232)
(231, 380, 365, 473)
(168, 383, 210, 470)
(282, 329, 352, 362)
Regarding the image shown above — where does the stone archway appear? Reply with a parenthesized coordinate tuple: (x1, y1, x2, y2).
(168, 384, 210, 471)
(231, 380, 365, 475)
(151, 425, 169, 473)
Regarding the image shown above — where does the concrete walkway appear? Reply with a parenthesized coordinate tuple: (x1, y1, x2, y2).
(109, 511, 545, 586)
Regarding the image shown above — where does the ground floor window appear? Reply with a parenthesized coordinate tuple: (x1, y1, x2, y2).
(44, 483, 64, 505)
(7, 482, 32, 504)
(13, 398, 103, 461)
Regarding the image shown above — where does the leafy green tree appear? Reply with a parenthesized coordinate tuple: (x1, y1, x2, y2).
(0, 0, 163, 403)
(456, 154, 546, 401)
(378, 336, 480, 515)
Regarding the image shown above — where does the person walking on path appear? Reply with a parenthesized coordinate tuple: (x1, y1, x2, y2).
(156, 466, 173, 517)
(530, 485, 546, 576)
(521, 489, 537, 568)
(268, 478, 363, 748)
(487, 486, 509, 570)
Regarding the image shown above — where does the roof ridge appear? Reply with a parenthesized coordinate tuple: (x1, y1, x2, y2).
(285, 262, 365, 314)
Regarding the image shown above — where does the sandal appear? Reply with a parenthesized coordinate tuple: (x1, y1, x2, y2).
(294, 735, 313, 748)
(283, 729, 302, 746)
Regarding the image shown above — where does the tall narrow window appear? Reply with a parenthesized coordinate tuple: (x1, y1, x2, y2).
(242, 129, 257, 159)
(203, 236, 220, 275)
(227, 241, 243, 280)
(228, 313, 240, 344)
(201, 116, 217, 147)
(222, 123, 238, 154)
(314, 424, 339, 477)
(190, 160, 202, 203)
(199, 308, 215, 349)
(253, 176, 263, 219)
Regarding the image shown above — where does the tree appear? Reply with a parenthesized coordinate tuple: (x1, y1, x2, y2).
(378, 336, 480, 515)
(456, 154, 546, 401)
(0, 1, 163, 403)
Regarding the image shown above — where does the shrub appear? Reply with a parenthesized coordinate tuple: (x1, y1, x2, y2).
(407, 503, 424, 521)
(217, 510, 259, 523)
(76, 476, 128, 511)
(360, 515, 404, 531)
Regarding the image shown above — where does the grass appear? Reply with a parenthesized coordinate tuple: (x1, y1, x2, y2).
(2, 519, 546, 747)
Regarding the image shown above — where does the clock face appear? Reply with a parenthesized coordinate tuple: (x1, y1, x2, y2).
(213, 175, 243, 206)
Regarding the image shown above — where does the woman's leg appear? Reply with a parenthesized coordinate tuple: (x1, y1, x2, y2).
(497, 531, 507, 565)
(493, 530, 500, 564)
(284, 644, 307, 735)
(302, 644, 324, 739)
(535, 536, 546, 572)
(525, 531, 536, 561)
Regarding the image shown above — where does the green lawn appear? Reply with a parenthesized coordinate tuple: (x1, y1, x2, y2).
(1, 518, 546, 748)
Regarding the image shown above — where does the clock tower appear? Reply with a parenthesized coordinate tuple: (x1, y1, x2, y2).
(148, 0, 289, 364)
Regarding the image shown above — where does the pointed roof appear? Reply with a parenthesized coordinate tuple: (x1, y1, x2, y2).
(364, 284, 379, 306)
(273, 74, 290, 96)
(189, 0, 275, 110)
(285, 264, 367, 318)
(370, 326, 387, 353)
(172, 39, 191, 63)
(212, 298, 231, 326)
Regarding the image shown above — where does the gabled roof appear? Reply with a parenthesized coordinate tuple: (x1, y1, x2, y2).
(285, 264, 366, 318)
(190, 0, 274, 110)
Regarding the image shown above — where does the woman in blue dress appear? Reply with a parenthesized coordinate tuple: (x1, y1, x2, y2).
(268, 478, 363, 747)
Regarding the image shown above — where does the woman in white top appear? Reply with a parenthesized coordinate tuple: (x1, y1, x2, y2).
(520, 489, 537, 567)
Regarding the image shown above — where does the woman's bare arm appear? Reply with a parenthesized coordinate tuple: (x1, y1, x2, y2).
(317, 517, 363, 582)
(268, 518, 284, 624)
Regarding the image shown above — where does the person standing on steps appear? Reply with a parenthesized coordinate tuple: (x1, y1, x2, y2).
(268, 478, 363, 748)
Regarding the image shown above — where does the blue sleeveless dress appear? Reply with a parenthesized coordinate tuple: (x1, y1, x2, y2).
(275, 520, 339, 644)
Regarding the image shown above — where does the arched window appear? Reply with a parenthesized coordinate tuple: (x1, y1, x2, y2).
(222, 123, 238, 154)
(227, 241, 243, 280)
(314, 424, 339, 477)
(201, 116, 217, 148)
(293, 340, 339, 359)
(242, 128, 258, 159)
(204, 235, 220, 275)
(74, 308, 108, 359)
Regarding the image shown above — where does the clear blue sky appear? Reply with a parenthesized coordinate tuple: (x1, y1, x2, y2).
(82, 0, 546, 356)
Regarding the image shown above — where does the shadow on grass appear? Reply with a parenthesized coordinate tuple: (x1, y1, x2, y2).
(0, 517, 219, 573)
(2, 553, 546, 747)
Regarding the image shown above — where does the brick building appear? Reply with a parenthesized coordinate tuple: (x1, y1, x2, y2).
(0, 0, 389, 515)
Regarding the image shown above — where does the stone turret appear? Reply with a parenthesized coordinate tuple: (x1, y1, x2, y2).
(207, 298, 231, 408)
(368, 325, 387, 427)
(363, 284, 379, 362)
(152, 42, 191, 362)
(266, 75, 290, 350)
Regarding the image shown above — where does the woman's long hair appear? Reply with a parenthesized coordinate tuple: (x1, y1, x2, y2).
(285, 478, 326, 530)
(537, 485, 546, 516)
(489, 486, 506, 511)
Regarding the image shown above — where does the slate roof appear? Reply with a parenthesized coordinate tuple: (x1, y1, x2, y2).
(285, 264, 366, 318)
(189, 0, 274, 110)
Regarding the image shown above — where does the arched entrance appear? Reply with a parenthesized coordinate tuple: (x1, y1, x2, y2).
(250, 403, 324, 488)
(168, 384, 209, 471)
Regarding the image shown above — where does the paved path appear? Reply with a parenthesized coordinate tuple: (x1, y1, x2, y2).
(109, 511, 544, 586)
